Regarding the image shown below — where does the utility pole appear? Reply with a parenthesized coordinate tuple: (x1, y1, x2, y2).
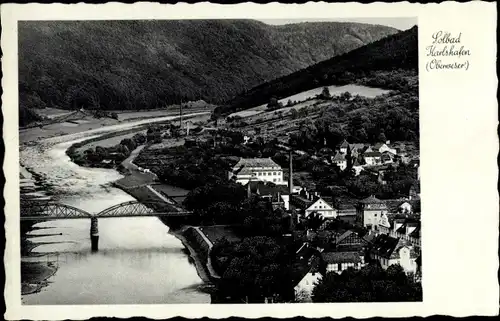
(179, 99, 183, 133)
(288, 149, 293, 195)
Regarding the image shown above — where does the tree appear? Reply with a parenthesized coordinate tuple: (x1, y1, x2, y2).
(340, 91, 352, 101)
(305, 211, 325, 230)
(320, 86, 331, 99)
(214, 236, 295, 301)
(95, 146, 107, 158)
(267, 97, 283, 110)
(312, 264, 422, 302)
(290, 108, 299, 120)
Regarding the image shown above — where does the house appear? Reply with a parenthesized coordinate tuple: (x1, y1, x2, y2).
(228, 158, 286, 186)
(321, 251, 364, 274)
(356, 195, 389, 231)
(381, 153, 394, 164)
(363, 151, 382, 165)
(304, 197, 337, 219)
(245, 181, 290, 210)
(294, 255, 322, 302)
(374, 142, 397, 155)
(369, 234, 418, 274)
(409, 183, 420, 200)
(397, 201, 413, 214)
(348, 143, 367, 158)
(332, 230, 368, 253)
(331, 152, 347, 171)
(377, 212, 392, 235)
(352, 159, 364, 176)
(389, 218, 421, 248)
(339, 139, 350, 154)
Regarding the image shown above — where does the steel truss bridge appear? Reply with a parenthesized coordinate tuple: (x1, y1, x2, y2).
(20, 200, 192, 221)
(20, 200, 193, 251)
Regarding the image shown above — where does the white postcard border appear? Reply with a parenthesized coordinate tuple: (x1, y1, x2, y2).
(2, 2, 498, 319)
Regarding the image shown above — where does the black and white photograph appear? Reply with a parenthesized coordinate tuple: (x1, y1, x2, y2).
(16, 16, 422, 305)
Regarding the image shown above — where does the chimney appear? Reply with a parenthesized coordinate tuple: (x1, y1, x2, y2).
(288, 150, 293, 195)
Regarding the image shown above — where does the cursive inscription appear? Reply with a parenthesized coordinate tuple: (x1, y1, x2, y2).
(425, 31, 471, 71)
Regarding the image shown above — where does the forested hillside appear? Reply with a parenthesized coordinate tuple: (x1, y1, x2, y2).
(19, 20, 397, 124)
(221, 26, 418, 114)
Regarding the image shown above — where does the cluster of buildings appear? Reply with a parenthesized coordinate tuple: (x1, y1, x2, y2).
(291, 193, 422, 302)
(226, 151, 421, 302)
(331, 139, 419, 177)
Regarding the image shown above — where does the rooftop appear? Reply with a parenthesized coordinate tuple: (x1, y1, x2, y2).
(340, 139, 350, 148)
(321, 251, 362, 264)
(246, 180, 289, 196)
(360, 195, 387, 205)
(370, 234, 401, 259)
(233, 157, 281, 169)
(332, 152, 346, 161)
(364, 151, 382, 157)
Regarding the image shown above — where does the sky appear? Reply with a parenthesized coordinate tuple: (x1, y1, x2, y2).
(259, 17, 417, 31)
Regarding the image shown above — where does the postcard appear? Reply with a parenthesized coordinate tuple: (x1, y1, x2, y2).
(2, 1, 498, 319)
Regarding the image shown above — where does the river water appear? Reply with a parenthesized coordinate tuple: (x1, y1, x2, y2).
(21, 114, 210, 304)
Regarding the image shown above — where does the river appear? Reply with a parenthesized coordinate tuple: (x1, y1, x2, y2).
(20, 114, 210, 305)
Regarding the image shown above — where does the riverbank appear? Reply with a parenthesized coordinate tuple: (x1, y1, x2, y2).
(169, 226, 212, 284)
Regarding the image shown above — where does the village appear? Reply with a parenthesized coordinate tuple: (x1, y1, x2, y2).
(224, 134, 421, 302)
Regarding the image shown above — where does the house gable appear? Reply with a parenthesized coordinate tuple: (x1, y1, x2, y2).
(306, 198, 335, 212)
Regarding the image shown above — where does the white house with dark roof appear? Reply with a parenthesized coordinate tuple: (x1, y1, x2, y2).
(332, 152, 347, 170)
(293, 255, 322, 302)
(369, 234, 418, 274)
(321, 251, 364, 274)
(356, 195, 389, 230)
(352, 159, 364, 176)
(363, 151, 382, 165)
(339, 139, 350, 154)
(374, 142, 397, 155)
(305, 197, 337, 219)
(228, 157, 285, 186)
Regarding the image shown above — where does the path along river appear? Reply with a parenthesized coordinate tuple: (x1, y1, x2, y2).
(21, 113, 210, 305)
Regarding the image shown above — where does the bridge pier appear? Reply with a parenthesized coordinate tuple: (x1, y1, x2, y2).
(90, 217, 99, 251)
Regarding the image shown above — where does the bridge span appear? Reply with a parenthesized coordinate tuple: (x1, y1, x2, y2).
(20, 200, 194, 251)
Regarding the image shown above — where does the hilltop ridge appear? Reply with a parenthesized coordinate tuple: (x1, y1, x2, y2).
(221, 26, 418, 115)
(19, 20, 398, 126)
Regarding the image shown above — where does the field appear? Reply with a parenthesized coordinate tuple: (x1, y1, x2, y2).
(34, 108, 75, 119)
(229, 84, 390, 118)
(198, 225, 242, 244)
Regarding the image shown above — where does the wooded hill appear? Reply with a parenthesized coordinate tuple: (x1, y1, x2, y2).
(220, 26, 418, 115)
(19, 20, 398, 124)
